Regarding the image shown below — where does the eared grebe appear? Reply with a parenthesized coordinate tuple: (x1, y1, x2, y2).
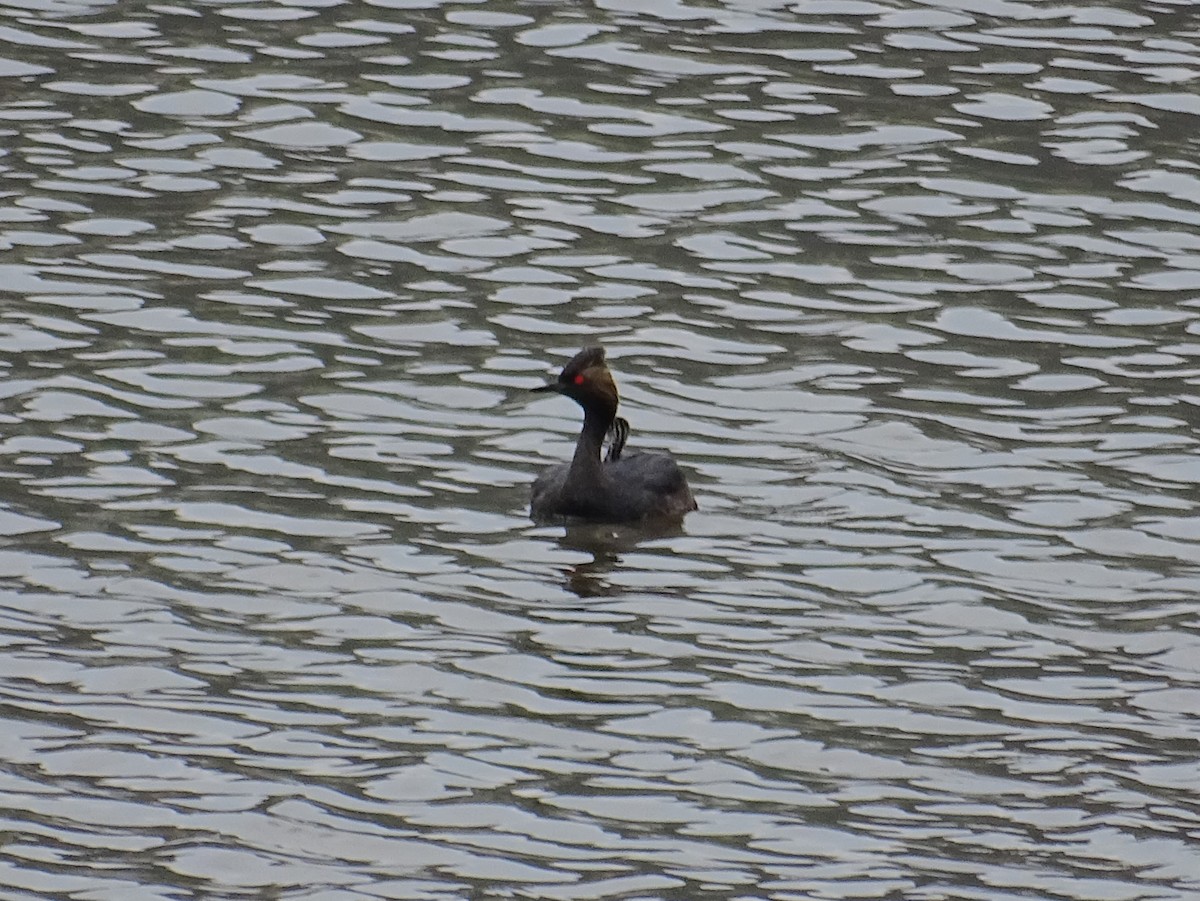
(530, 346, 697, 523)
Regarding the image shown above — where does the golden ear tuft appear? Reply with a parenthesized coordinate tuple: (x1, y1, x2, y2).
(589, 366, 619, 403)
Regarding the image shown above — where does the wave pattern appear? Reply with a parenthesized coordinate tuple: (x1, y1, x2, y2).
(1, 2, 1198, 899)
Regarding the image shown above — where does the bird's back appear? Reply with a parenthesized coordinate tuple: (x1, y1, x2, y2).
(531, 450, 695, 523)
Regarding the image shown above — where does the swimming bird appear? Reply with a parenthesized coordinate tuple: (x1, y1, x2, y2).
(530, 346, 697, 523)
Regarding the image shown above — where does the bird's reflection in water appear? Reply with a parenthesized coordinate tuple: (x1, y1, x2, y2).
(553, 519, 689, 598)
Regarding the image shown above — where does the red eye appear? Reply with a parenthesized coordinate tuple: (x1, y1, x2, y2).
(573, 374, 585, 385)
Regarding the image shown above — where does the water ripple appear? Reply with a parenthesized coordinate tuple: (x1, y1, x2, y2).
(0, 2, 1198, 899)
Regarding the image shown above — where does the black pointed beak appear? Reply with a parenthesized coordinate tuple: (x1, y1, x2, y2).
(532, 382, 560, 394)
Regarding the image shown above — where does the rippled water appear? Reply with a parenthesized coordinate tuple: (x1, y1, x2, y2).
(2, 1, 1199, 898)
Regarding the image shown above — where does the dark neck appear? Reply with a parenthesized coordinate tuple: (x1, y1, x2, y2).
(567, 405, 614, 488)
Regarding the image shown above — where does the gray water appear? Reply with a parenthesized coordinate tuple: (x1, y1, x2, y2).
(2, 1, 1198, 899)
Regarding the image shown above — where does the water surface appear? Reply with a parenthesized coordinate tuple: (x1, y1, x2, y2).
(2, 1, 1199, 899)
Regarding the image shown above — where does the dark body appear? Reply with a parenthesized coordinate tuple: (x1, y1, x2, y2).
(532, 449, 695, 523)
